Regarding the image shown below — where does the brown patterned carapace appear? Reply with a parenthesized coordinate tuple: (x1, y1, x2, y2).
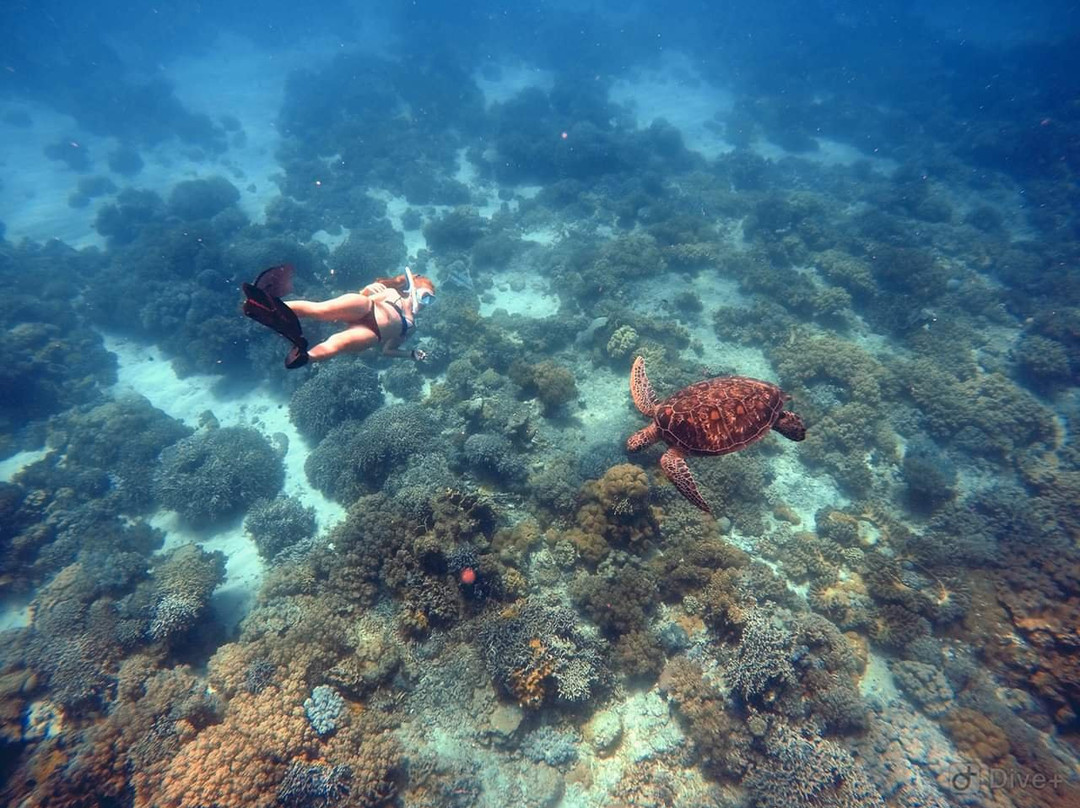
(626, 356, 806, 514)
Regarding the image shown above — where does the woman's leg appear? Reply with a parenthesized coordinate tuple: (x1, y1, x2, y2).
(308, 325, 380, 361)
(287, 293, 372, 323)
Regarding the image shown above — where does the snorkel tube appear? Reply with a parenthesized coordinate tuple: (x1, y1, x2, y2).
(404, 266, 419, 310)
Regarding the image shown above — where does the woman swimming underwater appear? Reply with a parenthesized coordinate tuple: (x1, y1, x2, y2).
(242, 264, 433, 368)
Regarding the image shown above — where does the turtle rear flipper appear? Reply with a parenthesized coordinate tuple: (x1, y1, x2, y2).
(630, 356, 658, 416)
(661, 447, 712, 514)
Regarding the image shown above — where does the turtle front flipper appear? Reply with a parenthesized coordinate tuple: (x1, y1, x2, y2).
(660, 447, 712, 514)
(627, 423, 659, 452)
(630, 356, 659, 417)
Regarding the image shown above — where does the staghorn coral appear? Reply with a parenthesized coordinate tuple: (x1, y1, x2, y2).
(277, 761, 353, 808)
(147, 544, 226, 643)
(728, 609, 797, 703)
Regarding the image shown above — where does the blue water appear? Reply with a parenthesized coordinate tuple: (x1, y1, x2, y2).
(1, 2, 1078, 806)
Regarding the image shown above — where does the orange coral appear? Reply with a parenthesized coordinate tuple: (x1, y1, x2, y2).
(508, 638, 554, 708)
(941, 707, 1010, 765)
(577, 464, 661, 548)
(155, 676, 318, 808)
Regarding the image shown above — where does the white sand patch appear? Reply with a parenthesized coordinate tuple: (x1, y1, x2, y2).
(474, 63, 555, 109)
(102, 332, 345, 624)
(610, 51, 735, 160)
(479, 276, 561, 319)
(860, 649, 901, 700)
(574, 365, 634, 437)
(770, 449, 849, 521)
(520, 226, 562, 246)
(753, 137, 898, 174)
(0, 448, 50, 482)
(0, 598, 32, 631)
(312, 227, 349, 253)
(690, 270, 774, 377)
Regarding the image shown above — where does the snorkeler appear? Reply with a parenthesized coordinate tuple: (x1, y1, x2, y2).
(242, 264, 434, 368)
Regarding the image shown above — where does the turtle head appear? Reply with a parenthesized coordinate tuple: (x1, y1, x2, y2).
(775, 410, 806, 442)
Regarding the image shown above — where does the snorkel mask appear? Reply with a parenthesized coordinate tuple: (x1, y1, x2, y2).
(404, 266, 435, 308)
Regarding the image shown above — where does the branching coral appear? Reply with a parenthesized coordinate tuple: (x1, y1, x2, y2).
(658, 656, 753, 780)
(462, 432, 528, 485)
(46, 395, 191, 513)
(154, 426, 284, 525)
(571, 565, 658, 637)
(477, 600, 609, 708)
(289, 360, 384, 442)
(745, 719, 885, 808)
(147, 544, 226, 644)
(728, 609, 797, 703)
(305, 405, 438, 503)
(244, 496, 317, 562)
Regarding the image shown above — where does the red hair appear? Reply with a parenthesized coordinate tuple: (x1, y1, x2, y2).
(374, 272, 435, 296)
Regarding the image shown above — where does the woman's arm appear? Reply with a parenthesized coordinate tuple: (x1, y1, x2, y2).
(360, 282, 400, 304)
(381, 339, 426, 360)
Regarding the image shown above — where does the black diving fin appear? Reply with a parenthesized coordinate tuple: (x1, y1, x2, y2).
(242, 265, 309, 368)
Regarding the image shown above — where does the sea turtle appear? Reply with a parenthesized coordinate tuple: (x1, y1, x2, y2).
(626, 356, 806, 514)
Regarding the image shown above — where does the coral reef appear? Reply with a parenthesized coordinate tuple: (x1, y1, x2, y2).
(304, 684, 345, 736)
(289, 360, 384, 442)
(477, 599, 610, 708)
(154, 426, 284, 525)
(244, 496, 317, 562)
(305, 405, 438, 504)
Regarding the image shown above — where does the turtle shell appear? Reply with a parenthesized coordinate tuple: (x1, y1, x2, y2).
(653, 375, 789, 455)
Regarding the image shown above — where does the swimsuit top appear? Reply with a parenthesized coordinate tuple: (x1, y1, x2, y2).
(388, 301, 414, 337)
(357, 298, 413, 341)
